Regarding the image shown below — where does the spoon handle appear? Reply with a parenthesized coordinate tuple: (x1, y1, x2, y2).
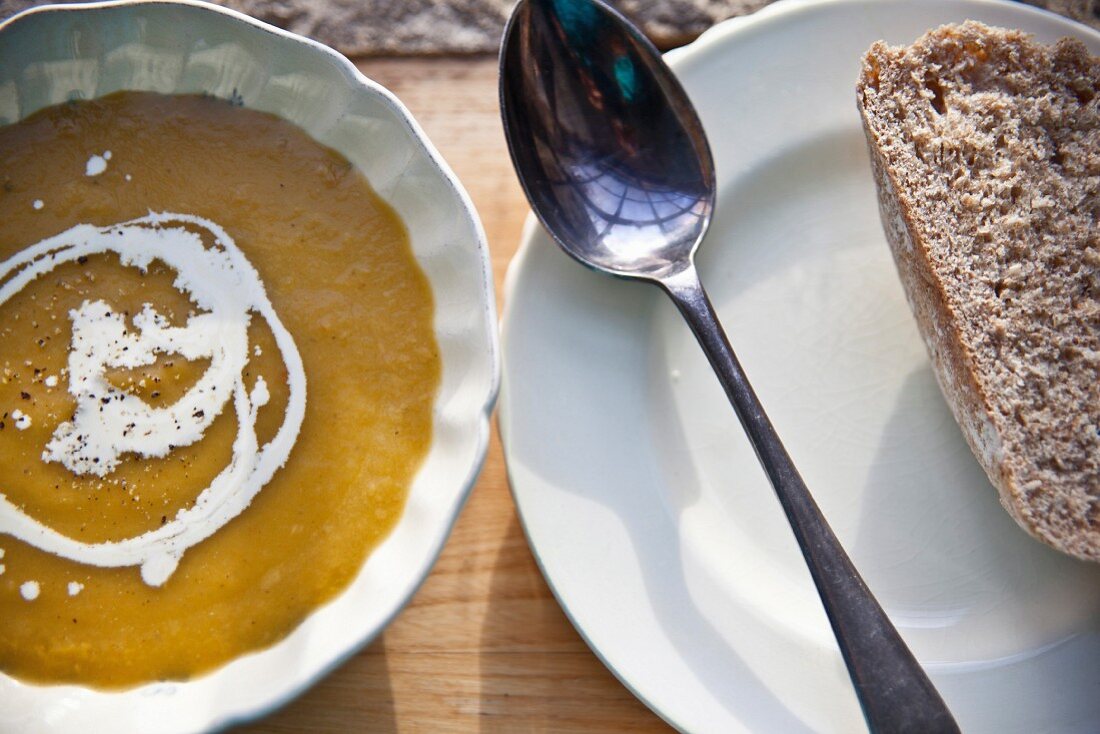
(660, 265, 959, 734)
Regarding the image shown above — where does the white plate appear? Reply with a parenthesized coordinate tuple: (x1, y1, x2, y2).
(0, 2, 498, 732)
(498, 1, 1100, 731)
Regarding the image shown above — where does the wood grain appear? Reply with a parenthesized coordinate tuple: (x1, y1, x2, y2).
(238, 57, 671, 733)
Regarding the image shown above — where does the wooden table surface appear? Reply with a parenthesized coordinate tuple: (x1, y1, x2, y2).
(238, 56, 674, 733)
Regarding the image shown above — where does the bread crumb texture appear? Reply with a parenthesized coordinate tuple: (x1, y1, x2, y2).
(857, 21, 1099, 561)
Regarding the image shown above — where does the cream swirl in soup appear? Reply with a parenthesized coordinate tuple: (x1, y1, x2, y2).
(0, 213, 306, 586)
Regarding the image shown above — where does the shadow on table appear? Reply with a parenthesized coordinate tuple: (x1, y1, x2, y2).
(235, 632, 397, 733)
(476, 513, 673, 733)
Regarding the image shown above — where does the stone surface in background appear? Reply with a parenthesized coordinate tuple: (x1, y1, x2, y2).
(0, 0, 1097, 55)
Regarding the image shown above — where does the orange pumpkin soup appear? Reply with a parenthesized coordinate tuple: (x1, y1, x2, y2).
(0, 92, 439, 687)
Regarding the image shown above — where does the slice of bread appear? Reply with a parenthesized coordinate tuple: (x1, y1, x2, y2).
(856, 21, 1098, 561)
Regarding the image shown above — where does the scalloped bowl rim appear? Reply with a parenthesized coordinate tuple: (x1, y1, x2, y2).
(0, 1, 500, 732)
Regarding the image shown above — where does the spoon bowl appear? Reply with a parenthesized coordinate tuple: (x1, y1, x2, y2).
(500, 0, 713, 278)
(500, 1, 960, 731)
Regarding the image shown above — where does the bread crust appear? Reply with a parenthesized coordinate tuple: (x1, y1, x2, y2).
(859, 107, 1024, 528)
(856, 28, 1099, 562)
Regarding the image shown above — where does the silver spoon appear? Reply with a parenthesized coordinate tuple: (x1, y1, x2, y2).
(499, 1, 959, 731)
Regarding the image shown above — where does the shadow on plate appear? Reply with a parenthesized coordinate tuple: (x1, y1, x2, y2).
(502, 252, 816, 731)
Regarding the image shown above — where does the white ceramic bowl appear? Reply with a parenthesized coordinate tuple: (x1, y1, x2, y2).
(0, 2, 499, 732)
